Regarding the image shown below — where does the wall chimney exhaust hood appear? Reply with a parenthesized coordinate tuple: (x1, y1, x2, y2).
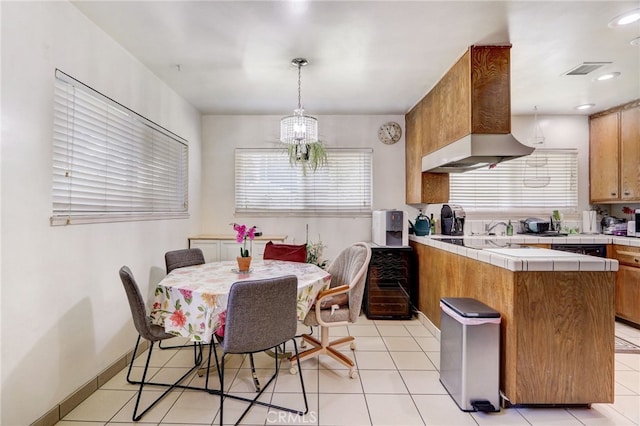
(421, 133, 535, 173)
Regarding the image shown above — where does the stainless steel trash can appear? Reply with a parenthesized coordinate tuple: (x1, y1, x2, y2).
(439, 297, 501, 412)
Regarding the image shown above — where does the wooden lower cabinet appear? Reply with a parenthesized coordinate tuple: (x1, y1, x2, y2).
(610, 244, 640, 326)
(411, 241, 615, 405)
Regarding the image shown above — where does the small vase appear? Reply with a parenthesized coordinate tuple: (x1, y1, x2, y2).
(236, 256, 252, 272)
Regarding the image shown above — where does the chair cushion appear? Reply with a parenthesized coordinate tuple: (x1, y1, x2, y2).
(263, 241, 307, 263)
(318, 293, 349, 309)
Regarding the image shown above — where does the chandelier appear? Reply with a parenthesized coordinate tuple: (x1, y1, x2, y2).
(280, 58, 318, 149)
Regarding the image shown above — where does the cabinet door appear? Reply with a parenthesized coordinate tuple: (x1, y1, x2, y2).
(590, 112, 620, 202)
(189, 240, 220, 263)
(405, 103, 423, 204)
(615, 265, 640, 325)
(620, 106, 640, 201)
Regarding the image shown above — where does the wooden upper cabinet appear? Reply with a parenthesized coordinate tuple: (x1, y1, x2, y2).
(589, 101, 640, 203)
(404, 45, 510, 205)
(590, 113, 620, 202)
(621, 106, 640, 200)
(405, 102, 423, 204)
(405, 99, 450, 204)
(422, 45, 511, 156)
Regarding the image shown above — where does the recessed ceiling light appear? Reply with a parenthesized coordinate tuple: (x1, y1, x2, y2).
(595, 72, 621, 81)
(631, 37, 640, 46)
(608, 8, 640, 27)
(576, 104, 596, 110)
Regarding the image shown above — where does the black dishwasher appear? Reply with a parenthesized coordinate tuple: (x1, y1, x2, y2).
(550, 244, 607, 257)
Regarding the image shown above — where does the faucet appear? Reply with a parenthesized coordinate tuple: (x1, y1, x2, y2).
(485, 221, 508, 235)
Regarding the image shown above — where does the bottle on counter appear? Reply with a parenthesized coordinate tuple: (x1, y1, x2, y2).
(506, 220, 513, 236)
(430, 213, 436, 235)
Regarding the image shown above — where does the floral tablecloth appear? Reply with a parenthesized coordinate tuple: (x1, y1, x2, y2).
(150, 260, 331, 342)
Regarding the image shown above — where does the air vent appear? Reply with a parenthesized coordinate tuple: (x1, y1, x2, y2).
(564, 62, 612, 76)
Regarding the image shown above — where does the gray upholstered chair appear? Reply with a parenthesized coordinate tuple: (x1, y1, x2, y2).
(165, 247, 205, 273)
(161, 248, 206, 350)
(119, 266, 204, 421)
(289, 242, 372, 379)
(211, 275, 308, 425)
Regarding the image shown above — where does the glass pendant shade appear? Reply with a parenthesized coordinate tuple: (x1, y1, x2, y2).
(280, 58, 318, 146)
(281, 109, 318, 144)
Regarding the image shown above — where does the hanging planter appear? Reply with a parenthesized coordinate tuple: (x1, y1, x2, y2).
(286, 142, 328, 175)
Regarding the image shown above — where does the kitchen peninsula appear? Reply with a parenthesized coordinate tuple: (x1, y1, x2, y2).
(410, 235, 620, 407)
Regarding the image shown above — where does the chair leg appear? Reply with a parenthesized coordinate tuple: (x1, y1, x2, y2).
(126, 335, 204, 421)
(214, 342, 309, 425)
(249, 354, 261, 392)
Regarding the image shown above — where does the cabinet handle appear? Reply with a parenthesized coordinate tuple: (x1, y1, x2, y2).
(611, 192, 617, 196)
(623, 191, 630, 195)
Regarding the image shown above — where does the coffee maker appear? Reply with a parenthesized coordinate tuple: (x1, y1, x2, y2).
(441, 204, 465, 236)
(372, 210, 408, 246)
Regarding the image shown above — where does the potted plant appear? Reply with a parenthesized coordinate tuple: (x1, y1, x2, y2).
(286, 142, 328, 175)
(233, 223, 256, 272)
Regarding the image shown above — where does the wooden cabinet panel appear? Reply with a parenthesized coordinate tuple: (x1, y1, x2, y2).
(615, 266, 640, 325)
(610, 244, 640, 325)
(405, 102, 422, 204)
(413, 242, 615, 404)
(469, 46, 511, 134)
(621, 106, 640, 200)
(589, 101, 640, 203)
(590, 112, 620, 202)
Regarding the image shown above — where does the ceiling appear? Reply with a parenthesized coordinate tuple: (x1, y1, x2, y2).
(71, 1, 640, 117)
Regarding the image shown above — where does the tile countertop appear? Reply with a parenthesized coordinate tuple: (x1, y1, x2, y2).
(407, 234, 638, 272)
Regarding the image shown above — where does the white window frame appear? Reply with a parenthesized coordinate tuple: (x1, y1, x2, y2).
(449, 149, 578, 214)
(235, 148, 373, 217)
(51, 70, 189, 226)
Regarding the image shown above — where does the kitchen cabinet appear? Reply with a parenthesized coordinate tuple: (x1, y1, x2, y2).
(610, 244, 640, 326)
(405, 99, 449, 204)
(589, 101, 640, 203)
(188, 235, 286, 263)
(404, 45, 512, 205)
(410, 240, 615, 405)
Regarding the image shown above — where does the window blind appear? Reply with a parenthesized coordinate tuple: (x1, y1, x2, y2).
(51, 70, 188, 225)
(235, 148, 372, 215)
(449, 149, 578, 212)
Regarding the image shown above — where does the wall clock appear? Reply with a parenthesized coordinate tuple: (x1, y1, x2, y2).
(378, 121, 402, 145)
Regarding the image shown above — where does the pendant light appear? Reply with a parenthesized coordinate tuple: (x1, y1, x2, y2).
(524, 106, 549, 187)
(280, 58, 318, 148)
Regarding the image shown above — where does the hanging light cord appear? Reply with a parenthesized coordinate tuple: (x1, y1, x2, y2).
(297, 62, 302, 111)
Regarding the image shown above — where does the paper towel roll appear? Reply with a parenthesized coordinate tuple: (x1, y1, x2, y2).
(582, 210, 597, 234)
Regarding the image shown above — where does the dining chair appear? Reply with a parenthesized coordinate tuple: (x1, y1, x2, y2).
(289, 242, 372, 378)
(161, 248, 206, 349)
(119, 266, 204, 421)
(211, 275, 308, 426)
(165, 247, 205, 273)
(262, 241, 307, 262)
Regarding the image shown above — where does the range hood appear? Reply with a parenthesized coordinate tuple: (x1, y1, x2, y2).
(421, 133, 535, 173)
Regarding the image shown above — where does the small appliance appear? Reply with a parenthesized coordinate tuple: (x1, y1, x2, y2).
(520, 218, 550, 234)
(441, 204, 465, 236)
(372, 210, 408, 246)
(627, 221, 636, 237)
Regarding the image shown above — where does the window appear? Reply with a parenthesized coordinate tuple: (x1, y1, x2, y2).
(449, 149, 578, 213)
(235, 148, 372, 215)
(51, 70, 188, 225)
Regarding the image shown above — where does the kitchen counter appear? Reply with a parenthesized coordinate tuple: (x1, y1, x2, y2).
(409, 234, 621, 272)
(409, 233, 617, 406)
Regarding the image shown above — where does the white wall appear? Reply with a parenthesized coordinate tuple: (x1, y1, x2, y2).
(201, 115, 407, 261)
(0, 2, 201, 425)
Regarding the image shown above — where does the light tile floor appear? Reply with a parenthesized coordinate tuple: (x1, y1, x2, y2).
(58, 316, 640, 425)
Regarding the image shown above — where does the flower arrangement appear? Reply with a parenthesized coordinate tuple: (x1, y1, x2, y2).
(233, 223, 256, 257)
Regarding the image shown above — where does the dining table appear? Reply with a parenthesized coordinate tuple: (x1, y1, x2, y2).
(150, 259, 332, 343)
